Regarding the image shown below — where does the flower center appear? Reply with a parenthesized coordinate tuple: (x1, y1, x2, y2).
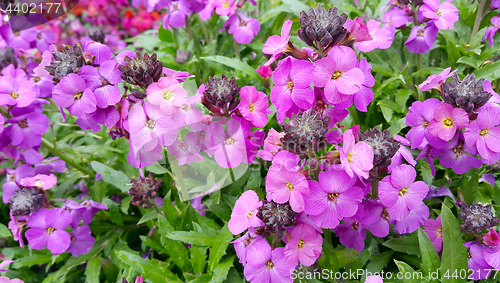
(423, 121, 429, 127)
(347, 152, 353, 162)
(179, 142, 188, 151)
(223, 1, 230, 8)
(239, 20, 247, 26)
(331, 71, 342, 80)
(47, 227, 55, 234)
(34, 180, 44, 188)
(328, 192, 339, 201)
(146, 119, 156, 128)
(248, 103, 255, 112)
(453, 145, 464, 155)
(443, 118, 453, 127)
(10, 92, 19, 99)
(398, 187, 408, 196)
(246, 210, 254, 219)
(437, 226, 442, 238)
(74, 92, 83, 100)
(381, 208, 390, 220)
(287, 81, 294, 90)
(480, 129, 489, 136)
(351, 221, 359, 230)
(18, 119, 28, 128)
(226, 137, 235, 145)
(266, 260, 274, 269)
(298, 239, 305, 248)
(286, 182, 294, 191)
(181, 104, 190, 111)
(163, 91, 174, 101)
(417, 28, 425, 36)
(436, 9, 442, 16)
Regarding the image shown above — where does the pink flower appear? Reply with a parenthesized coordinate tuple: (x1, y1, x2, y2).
(382, 7, 410, 28)
(483, 229, 500, 246)
(405, 98, 444, 149)
(405, 24, 438, 54)
(304, 166, 363, 228)
(484, 17, 500, 45)
(353, 20, 394, 52)
(171, 95, 205, 131)
(344, 17, 372, 43)
(213, 0, 236, 16)
(0, 76, 38, 107)
(243, 240, 295, 283)
(365, 275, 384, 283)
(418, 67, 456, 91)
(0, 260, 13, 272)
(8, 211, 26, 247)
(464, 106, 500, 161)
(262, 20, 292, 66)
(337, 129, 374, 179)
(167, 132, 204, 166)
(232, 228, 261, 265)
(256, 65, 272, 79)
(428, 103, 469, 141)
(0, 277, 24, 283)
(238, 86, 270, 127)
(228, 190, 264, 235)
(311, 46, 364, 105)
(258, 128, 284, 161)
(379, 164, 429, 221)
(212, 118, 247, 168)
(284, 223, 322, 266)
(467, 242, 493, 280)
(420, 0, 459, 30)
(20, 174, 57, 190)
(147, 77, 189, 115)
(423, 215, 443, 252)
(227, 12, 260, 44)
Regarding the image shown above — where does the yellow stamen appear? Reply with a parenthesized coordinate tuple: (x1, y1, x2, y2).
(163, 91, 174, 101)
(298, 239, 305, 248)
(286, 182, 294, 191)
(443, 118, 453, 127)
(480, 129, 489, 136)
(287, 81, 294, 90)
(248, 103, 255, 112)
(331, 71, 342, 80)
(398, 187, 408, 196)
(10, 92, 19, 99)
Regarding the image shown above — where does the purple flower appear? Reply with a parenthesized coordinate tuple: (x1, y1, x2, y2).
(466, 242, 493, 280)
(167, 132, 203, 166)
(79, 60, 123, 108)
(190, 196, 206, 216)
(82, 41, 113, 65)
(80, 200, 108, 224)
(484, 17, 500, 45)
(312, 46, 364, 105)
(0, 76, 38, 107)
(271, 57, 313, 113)
(361, 201, 390, 237)
(464, 106, 500, 161)
(227, 12, 260, 44)
(8, 211, 26, 247)
(5, 112, 49, 148)
(67, 225, 95, 257)
(423, 215, 443, 252)
(0, 276, 24, 283)
(420, 0, 459, 30)
(419, 67, 456, 91)
(353, 20, 394, 52)
(213, 0, 236, 16)
(304, 166, 363, 228)
(428, 102, 469, 142)
(232, 228, 260, 265)
(266, 160, 309, 213)
(243, 240, 295, 283)
(53, 74, 97, 117)
(238, 86, 270, 128)
(405, 24, 438, 54)
(333, 205, 367, 252)
(20, 174, 57, 190)
(379, 164, 429, 221)
(25, 208, 72, 255)
(394, 204, 429, 234)
(163, 1, 190, 29)
(284, 223, 322, 266)
(147, 77, 189, 116)
(262, 20, 292, 66)
(333, 58, 375, 112)
(337, 129, 374, 179)
(0, 260, 14, 272)
(405, 98, 444, 149)
(211, 118, 248, 168)
(382, 6, 410, 28)
(431, 131, 482, 174)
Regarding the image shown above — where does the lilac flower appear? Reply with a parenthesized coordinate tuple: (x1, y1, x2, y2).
(431, 131, 482, 174)
(211, 118, 248, 168)
(420, 0, 459, 30)
(227, 12, 260, 44)
(0, 76, 38, 107)
(362, 201, 390, 237)
(167, 132, 203, 166)
(147, 77, 189, 115)
(353, 20, 394, 52)
(466, 242, 493, 280)
(418, 67, 456, 91)
(20, 174, 57, 190)
(128, 141, 164, 169)
(229, 190, 264, 235)
(405, 98, 444, 149)
(484, 17, 500, 45)
(333, 205, 367, 252)
(80, 200, 108, 224)
(243, 240, 295, 283)
(213, 0, 236, 16)
(388, 135, 417, 173)
(190, 196, 206, 216)
(82, 41, 113, 65)
(423, 215, 443, 252)
(266, 160, 309, 213)
(79, 60, 123, 108)
(382, 6, 410, 28)
(238, 86, 270, 127)
(262, 20, 293, 66)
(405, 24, 438, 54)
(304, 167, 363, 228)
(163, 1, 190, 29)
(53, 74, 97, 117)
(379, 164, 429, 221)
(428, 102, 469, 142)
(337, 129, 374, 179)
(271, 57, 313, 113)
(312, 46, 364, 104)
(171, 95, 204, 131)
(284, 223, 322, 266)
(25, 208, 72, 255)
(232, 228, 261, 265)
(394, 204, 429, 234)
(333, 58, 375, 112)
(67, 225, 95, 257)
(464, 106, 500, 161)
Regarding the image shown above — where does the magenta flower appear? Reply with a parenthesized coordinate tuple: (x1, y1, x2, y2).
(238, 86, 270, 128)
(167, 132, 204, 166)
(232, 228, 261, 265)
(382, 6, 410, 28)
(227, 12, 260, 44)
(428, 102, 469, 141)
(344, 17, 372, 43)
(271, 57, 313, 113)
(284, 223, 322, 266)
(82, 41, 113, 65)
(213, 0, 236, 16)
(312, 46, 364, 104)
(353, 20, 393, 52)
(20, 174, 57, 190)
(171, 95, 204, 131)
(484, 17, 500, 45)
(379, 164, 429, 221)
(8, 211, 26, 247)
(243, 240, 295, 283)
(262, 20, 293, 66)
(431, 131, 482, 174)
(333, 205, 367, 252)
(419, 67, 456, 91)
(337, 129, 374, 179)
(394, 204, 429, 234)
(79, 60, 123, 108)
(405, 98, 444, 149)
(484, 229, 500, 246)
(304, 166, 363, 228)
(420, 0, 459, 30)
(52, 74, 97, 117)
(361, 201, 390, 237)
(464, 106, 500, 160)
(147, 77, 189, 115)
(0, 76, 37, 107)
(0, 277, 24, 283)
(333, 58, 375, 112)
(67, 225, 95, 257)
(423, 215, 443, 252)
(405, 24, 438, 54)
(466, 242, 493, 280)
(365, 275, 383, 283)
(212, 118, 247, 168)
(163, 1, 190, 29)
(266, 162, 309, 213)
(228, 190, 264, 235)
(0, 260, 13, 272)
(5, 112, 49, 148)
(25, 208, 72, 255)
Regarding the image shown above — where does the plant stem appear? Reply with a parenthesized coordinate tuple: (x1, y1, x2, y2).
(471, 0, 486, 43)
(371, 178, 379, 199)
(233, 39, 240, 58)
(40, 138, 94, 178)
(198, 15, 210, 43)
(185, 15, 193, 41)
(166, 150, 190, 201)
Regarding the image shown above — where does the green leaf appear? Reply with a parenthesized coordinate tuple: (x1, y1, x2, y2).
(418, 227, 440, 280)
(382, 235, 420, 255)
(440, 203, 468, 283)
(460, 168, 478, 204)
(0, 223, 12, 238)
(166, 231, 215, 247)
(115, 250, 182, 282)
(12, 254, 53, 268)
(201, 56, 261, 81)
(156, 215, 193, 272)
(145, 162, 168, 174)
(85, 256, 101, 283)
(208, 224, 233, 271)
(281, 0, 309, 16)
(138, 210, 159, 224)
(90, 161, 132, 192)
(394, 259, 422, 283)
(365, 251, 393, 275)
(209, 255, 236, 283)
(475, 60, 500, 81)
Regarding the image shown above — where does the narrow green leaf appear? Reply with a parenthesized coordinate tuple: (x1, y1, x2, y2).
(281, 0, 309, 16)
(209, 255, 236, 283)
(382, 235, 420, 255)
(156, 215, 193, 272)
(208, 224, 233, 271)
(394, 259, 422, 283)
(90, 161, 132, 192)
(440, 203, 468, 283)
(0, 223, 12, 238)
(85, 256, 101, 283)
(460, 168, 478, 204)
(166, 231, 215, 247)
(138, 210, 158, 224)
(418, 227, 440, 280)
(115, 250, 182, 282)
(201, 56, 261, 81)
(475, 60, 500, 81)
